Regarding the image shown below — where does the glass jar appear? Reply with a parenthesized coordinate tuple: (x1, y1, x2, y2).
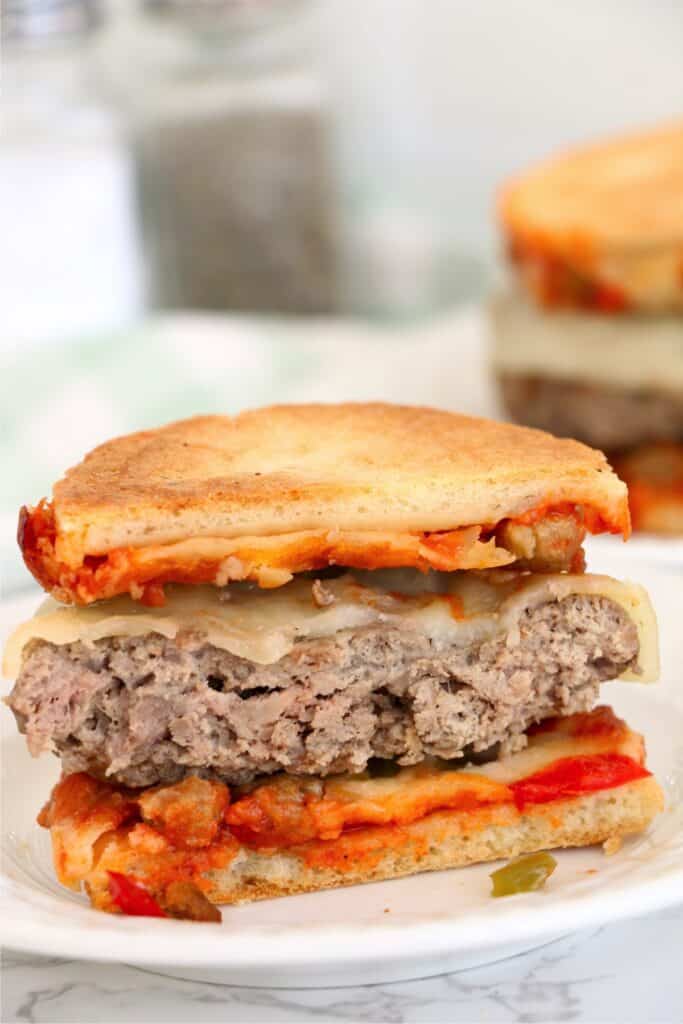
(1, 0, 143, 350)
(98, 0, 336, 314)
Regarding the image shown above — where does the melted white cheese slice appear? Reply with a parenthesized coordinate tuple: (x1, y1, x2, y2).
(491, 288, 683, 393)
(2, 571, 658, 682)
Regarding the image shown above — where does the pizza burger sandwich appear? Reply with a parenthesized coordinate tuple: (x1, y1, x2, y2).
(3, 404, 663, 920)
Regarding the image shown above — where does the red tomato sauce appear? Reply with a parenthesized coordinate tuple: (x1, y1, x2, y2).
(508, 239, 630, 313)
(19, 496, 628, 606)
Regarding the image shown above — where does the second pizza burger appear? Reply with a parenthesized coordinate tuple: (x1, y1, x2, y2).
(491, 120, 683, 534)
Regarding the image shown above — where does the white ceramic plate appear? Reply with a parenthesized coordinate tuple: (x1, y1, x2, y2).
(587, 534, 683, 570)
(2, 555, 683, 988)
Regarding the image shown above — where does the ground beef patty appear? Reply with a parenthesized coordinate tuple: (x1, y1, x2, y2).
(499, 372, 683, 452)
(9, 595, 639, 787)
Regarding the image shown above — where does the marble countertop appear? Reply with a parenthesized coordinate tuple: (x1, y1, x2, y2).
(4, 906, 682, 1023)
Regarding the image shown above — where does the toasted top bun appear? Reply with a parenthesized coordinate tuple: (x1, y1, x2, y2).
(46, 404, 626, 553)
(19, 405, 630, 603)
(500, 121, 683, 310)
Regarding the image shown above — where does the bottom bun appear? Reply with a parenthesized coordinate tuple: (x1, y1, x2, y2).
(39, 707, 665, 915)
(202, 777, 663, 904)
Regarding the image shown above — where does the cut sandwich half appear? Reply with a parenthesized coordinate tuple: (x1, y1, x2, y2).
(3, 403, 663, 919)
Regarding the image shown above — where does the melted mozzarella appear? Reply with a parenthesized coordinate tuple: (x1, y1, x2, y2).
(2, 570, 658, 682)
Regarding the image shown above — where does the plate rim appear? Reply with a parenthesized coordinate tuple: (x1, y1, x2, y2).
(3, 856, 683, 967)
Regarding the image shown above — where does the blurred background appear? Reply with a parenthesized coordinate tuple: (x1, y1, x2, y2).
(2, 0, 683, 593)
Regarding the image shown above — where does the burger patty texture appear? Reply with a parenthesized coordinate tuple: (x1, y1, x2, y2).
(499, 373, 683, 452)
(9, 594, 638, 787)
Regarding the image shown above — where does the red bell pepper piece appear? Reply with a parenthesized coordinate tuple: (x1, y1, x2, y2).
(510, 753, 649, 811)
(107, 871, 167, 918)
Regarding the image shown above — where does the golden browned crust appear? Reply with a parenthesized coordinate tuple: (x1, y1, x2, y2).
(46, 404, 628, 562)
(502, 120, 683, 250)
(500, 120, 683, 311)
